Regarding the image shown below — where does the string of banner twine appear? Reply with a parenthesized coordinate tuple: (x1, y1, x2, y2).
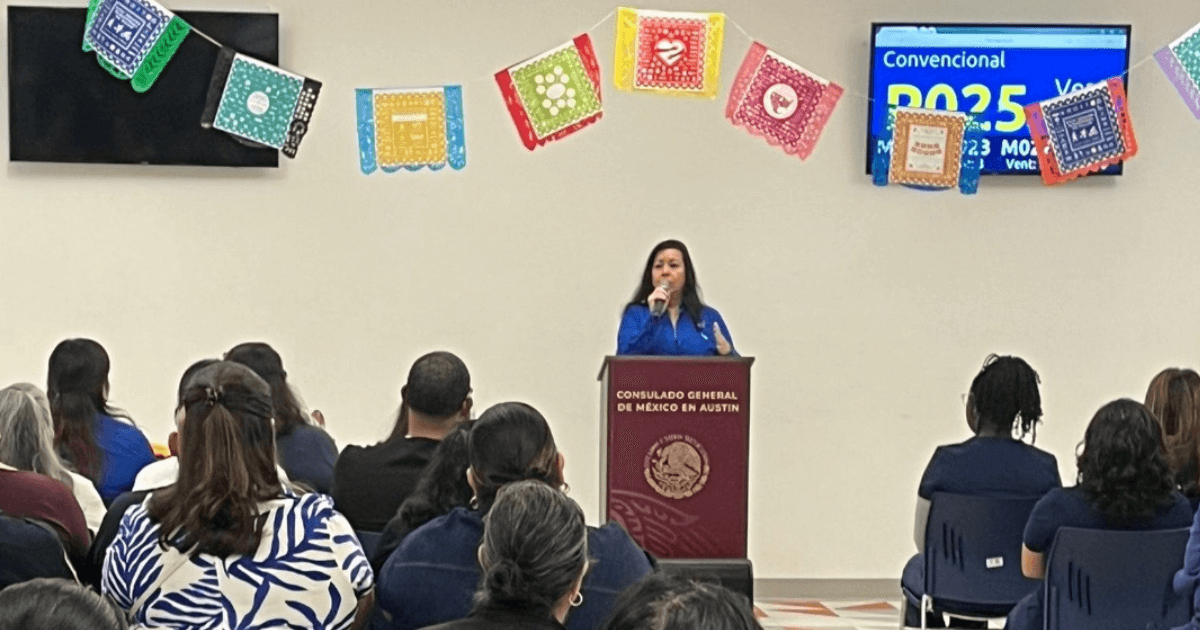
(185, 6, 1170, 101)
(552, 10, 1167, 105)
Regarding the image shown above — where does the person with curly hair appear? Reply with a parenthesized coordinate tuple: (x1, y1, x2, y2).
(1145, 368, 1200, 509)
(1004, 399, 1192, 630)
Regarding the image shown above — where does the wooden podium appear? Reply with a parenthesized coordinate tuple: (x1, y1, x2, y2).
(599, 355, 754, 597)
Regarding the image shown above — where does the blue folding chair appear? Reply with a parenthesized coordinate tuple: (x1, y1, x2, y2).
(911, 493, 1043, 629)
(1044, 526, 1191, 630)
(355, 529, 382, 559)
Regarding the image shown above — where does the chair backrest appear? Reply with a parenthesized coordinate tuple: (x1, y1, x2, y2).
(355, 529, 382, 559)
(924, 492, 1043, 607)
(0, 512, 76, 589)
(1044, 526, 1191, 630)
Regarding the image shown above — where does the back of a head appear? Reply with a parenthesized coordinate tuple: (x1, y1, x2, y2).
(477, 480, 588, 615)
(969, 354, 1042, 440)
(405, 351, 471, 419)
(0, 383, 73, 488)
(600, 573, 762, 630)
(148, 360, 282, 557)
(225, 342, 306, 436)
(0, 578, 128, 630)
(1077, 398, 1177, 521)
(469, 402, 563, 514)
(177, 358, 220, 408)
(1146, 368, 1200, 494)
(46, 338, 111, 479)
(47, 338, 110, 404)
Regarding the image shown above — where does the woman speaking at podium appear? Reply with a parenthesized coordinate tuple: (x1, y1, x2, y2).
(617, 239, 736, 356)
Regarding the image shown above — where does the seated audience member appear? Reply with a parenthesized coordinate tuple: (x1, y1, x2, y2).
(901, 355, 1060, 627)
(371, 420, 475, 574)
(378, 402, 652, 630)
(0, 511, 78, 589)
(225, 341, 339, 493)
(599, 573, 763, 630)
(0, 383, 105, 534)
(129, 359, 218, 493)
(101, 361, 374, 629)
(0, 396, 90, 557)
(1145, 368, 1200, 510)
(0, 578, 128, 630)
(48, 338, 156, 504)
(422, 480, 590, 630)
(1176, 506, 1200, 630)
(1005, 399, 1192, 630)
(334, 351, 472, 531)
(86, 358, 284, 588)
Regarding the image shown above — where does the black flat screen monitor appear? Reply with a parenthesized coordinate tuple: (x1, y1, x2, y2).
(8, 6, 280, 167)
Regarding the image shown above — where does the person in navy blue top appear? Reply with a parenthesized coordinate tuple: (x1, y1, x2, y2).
(225, 342, 338, 494)
(419, 481, 589, 630)
(901, 355, 1061, 628)
(48, 339, 156, 505)
(377, 402, 652, 630)
(617, 239, 735, 357)
(1005, 399, 1193, 630)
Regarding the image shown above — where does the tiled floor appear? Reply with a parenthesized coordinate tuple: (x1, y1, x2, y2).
(754, 600, 1005, 630)
(755, 600, 903, 630)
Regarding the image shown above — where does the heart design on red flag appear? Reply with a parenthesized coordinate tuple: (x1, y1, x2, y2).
(655, 39, 686, 66)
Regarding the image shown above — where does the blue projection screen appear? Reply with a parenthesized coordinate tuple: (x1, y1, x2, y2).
(867, 24, 1131, 176)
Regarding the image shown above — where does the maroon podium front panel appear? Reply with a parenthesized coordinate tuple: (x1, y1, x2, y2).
(602, 356, 750, 559)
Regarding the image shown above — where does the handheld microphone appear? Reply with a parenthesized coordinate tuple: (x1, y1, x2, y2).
(650, 280, 669, 317)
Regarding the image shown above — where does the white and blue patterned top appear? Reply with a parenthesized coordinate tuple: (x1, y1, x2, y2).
(102, 492, 374, 629)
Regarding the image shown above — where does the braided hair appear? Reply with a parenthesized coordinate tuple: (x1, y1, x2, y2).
(969, 354, 1043, 442)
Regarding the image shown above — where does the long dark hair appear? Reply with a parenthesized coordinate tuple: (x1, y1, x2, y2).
(475, 480, 588, 615)
(148, 361, 284, 557)
(47, 338, 128, 481)
(599, 572, 762, 630)
(224, 342, 308, 438)
(1145, 368, 1200, 497)
(1076, 399, 1178, 522)
(469, 402, 564, 515)
(626, 239, 705, 325)
(370, 421, 475, 574)
(395, 421, 474, 535)
(969, 354, 1043, 441)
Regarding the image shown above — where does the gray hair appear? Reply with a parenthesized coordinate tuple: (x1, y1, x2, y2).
(475, 480, 589, 613)
(0, 383, 75, 490)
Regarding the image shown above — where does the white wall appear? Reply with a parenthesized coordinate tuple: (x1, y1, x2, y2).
(3, 0, 1200, 579)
